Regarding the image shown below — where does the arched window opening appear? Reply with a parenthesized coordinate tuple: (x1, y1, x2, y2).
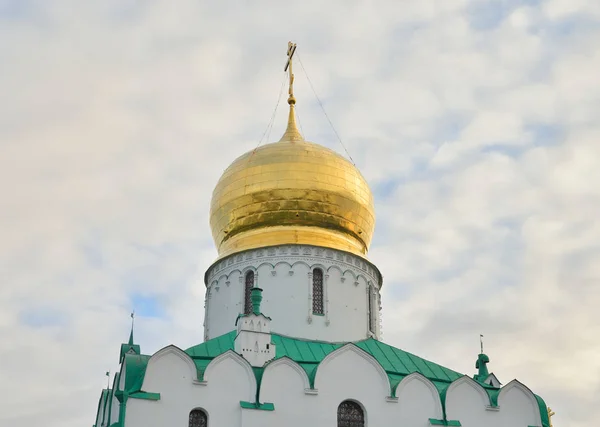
(189, 409, 207, 427)
(337, 400, 364, 427)
(312, 268, 324, 315)
(368, 290, 375, 333)
(244, 271, 254, 314)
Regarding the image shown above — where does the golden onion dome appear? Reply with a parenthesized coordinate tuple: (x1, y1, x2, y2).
(209, 101, 375, 259)
(211, 43, 374, 259)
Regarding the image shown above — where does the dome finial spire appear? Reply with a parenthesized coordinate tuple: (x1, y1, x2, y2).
(280, 41, 303, 142)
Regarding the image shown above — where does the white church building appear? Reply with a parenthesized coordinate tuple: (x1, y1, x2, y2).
(93, 44, 553, 427)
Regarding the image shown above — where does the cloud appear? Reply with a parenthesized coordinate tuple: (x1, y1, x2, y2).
(0, 1, 598, 426)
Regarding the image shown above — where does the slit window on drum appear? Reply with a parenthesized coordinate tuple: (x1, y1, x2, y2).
(312, 268, 324, 315)
(244, 271, 254, 314)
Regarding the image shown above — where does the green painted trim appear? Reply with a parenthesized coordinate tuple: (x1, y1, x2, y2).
(534, 394, 550, 427)
(429, 419, 461, 426)
(107, 388, 114, 424)
(101, 388, 110, 424)
(312, 313, 325, 316)
(95, 389, 108, 425)
(115, 389, 128, 426)
(162, 330, 550, 427)
(123, 353, 151, 393)
(129, 392, 160, 401)
(120, 343, 141, 364)
(240, 401, 275, 411)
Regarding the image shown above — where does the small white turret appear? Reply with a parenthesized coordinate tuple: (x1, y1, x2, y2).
(234, 287, 276, 367)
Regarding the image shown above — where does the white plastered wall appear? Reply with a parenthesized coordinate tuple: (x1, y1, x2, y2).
(125, 343, 544, 427)
(445, 376, 543, 427)
(497, 380, 543, 427)
(395, 372, 444, 426)
(204, 244, 382, 342)
(446, 376, 495, 426)
(126, 347, 256, 427)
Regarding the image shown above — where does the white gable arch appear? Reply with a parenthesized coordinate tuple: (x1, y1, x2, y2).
(498, 379, 538, 406)
(142, 345, 198, 390)
(394, 372, 444, 418)
(498, 379, 542, 425)
(445, 375, 491, 408)
(203, 350, 257, 400)
(314, 343, 391, 397)
(262, 357, 311, 391)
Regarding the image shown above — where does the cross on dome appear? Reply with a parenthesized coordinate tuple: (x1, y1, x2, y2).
(279, 41, 303, 142)
(284, 41, 297, 105)
(208, 41, 375, 259)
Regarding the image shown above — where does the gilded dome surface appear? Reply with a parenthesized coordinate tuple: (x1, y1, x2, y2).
(209, 108, 375, 258)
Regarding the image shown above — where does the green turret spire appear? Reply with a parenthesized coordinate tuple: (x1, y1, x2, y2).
(473, 334, 491, 382)
(474, 353, 490, 382)
(119, 312, 140, 363)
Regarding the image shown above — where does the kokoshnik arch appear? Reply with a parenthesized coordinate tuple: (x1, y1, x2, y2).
(93, 42, 555, 427)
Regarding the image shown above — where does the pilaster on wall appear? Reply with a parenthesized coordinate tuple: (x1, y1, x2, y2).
(307, 271, 313, 325)
(324, 273, 330, 326)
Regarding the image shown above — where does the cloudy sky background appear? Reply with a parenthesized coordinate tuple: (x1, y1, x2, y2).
(1, 0, 599, 425)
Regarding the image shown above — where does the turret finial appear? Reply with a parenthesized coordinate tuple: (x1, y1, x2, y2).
(285, 41, 297, 105)
(280, 41, 303, 142)
(119, 310, 141, 363)
(250, 287, 263, 315)
(128, 311, 135, 345)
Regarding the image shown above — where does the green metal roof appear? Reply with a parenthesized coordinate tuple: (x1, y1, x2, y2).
(95, 388, 109, 426)
(123, 354, 151, 393)
(186, 330, 478, 414)
(116, 331, 548, 427)
(186, 332, 463, 389)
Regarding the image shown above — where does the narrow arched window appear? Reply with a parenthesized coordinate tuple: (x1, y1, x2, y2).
(189, 409, 207, 427)
(244, 271, 254, 314)
(312, 268, 324, 315)
(338, 400, 364, 427)
(368, 289, 375, 333)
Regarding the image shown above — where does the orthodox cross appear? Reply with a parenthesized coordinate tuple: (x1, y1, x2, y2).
(480, 334, 484, 354)
(548, 407, 555, 427)
(284, 41, 297, 104)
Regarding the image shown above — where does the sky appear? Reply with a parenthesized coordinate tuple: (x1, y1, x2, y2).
(0, 0, 598, 426)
